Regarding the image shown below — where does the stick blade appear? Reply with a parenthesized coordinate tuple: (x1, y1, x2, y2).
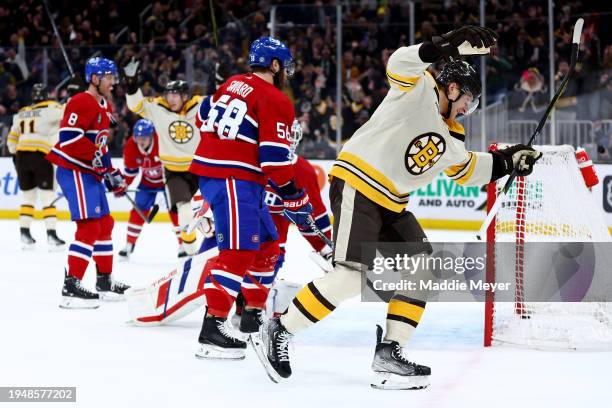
(573, 18, 584, 45)
(146, 204, 160, 223)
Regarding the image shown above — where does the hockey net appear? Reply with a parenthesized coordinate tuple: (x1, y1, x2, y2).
(484, 145, 612, 350)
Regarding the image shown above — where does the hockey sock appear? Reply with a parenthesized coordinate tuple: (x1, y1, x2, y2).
(384, 295, 426, 344)
(281, 262, 361, 334)
(242, 241, 280, 309)
(19, 189, 37, 229)
(203, 249, 256, 317)
(93, 215, 115, 274)
(169, 210, 182, 244)
(40, 189, 58, 231)
(126, 209, 147, 245)
(67, 218, 101, 280)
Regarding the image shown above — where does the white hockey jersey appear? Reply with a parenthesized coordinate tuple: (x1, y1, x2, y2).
(126, 90, 204, 172)
(329, 44, 493, 212)
(7, 100, 64, 154)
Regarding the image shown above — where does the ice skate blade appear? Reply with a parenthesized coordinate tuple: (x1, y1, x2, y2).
(59, 296, 100, 309)
(249, 333, 284, 383)
(98, 292, 125, 302)
(21, 243, 36, 251)
(195, 343, 245, 360)
(118, 255, 130, 262)
(371, 371, 430, 390)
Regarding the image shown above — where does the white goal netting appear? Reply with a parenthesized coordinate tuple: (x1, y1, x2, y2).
(486, 145, 612, 350)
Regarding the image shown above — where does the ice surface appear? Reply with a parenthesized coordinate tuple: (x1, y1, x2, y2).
(1, 220, 610, 408)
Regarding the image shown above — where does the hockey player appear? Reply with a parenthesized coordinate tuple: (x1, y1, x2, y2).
(263, 120, 333, 273)
(254, 26, 542, 388)
(118, 119, 185, 259)
(124, 61, 204, 255)
(46, 57, 130, 309)
(8, 84, 66, 249)
(189, 37, 313, 360)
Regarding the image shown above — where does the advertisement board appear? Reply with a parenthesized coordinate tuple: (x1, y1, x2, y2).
(2, 157, 612, 231)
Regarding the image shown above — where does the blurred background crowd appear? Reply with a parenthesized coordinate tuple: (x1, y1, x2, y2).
(0, 0, 610, 160)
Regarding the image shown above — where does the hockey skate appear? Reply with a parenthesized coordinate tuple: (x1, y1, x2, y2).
(20, 228, 36, 250)
(250, 316, 293, 383)
(230, 292, 245, 330)
(118, 243, 135, 261)
(60, 271, 100, 309)
(195, 313, 247, 360)
(235, 307, 264, 342)
(47, 230, 65, 251)
(96, 272, 130, 301)
(370, 325, 430, 390)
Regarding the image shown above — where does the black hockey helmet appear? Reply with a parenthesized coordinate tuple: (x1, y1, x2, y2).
(437, 59, 481, 115)
(32, 83, 48, 103)
(164, 80, 189, 95)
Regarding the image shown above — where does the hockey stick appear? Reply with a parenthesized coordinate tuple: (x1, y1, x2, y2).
(476, 18, 584, 241)
(123, 193, 159, 223)
(306, 217, 334, 249)
(42, 0, 75, 77)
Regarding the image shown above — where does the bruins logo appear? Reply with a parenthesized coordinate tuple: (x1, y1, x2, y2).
(405, 133, 446, 175)
(168, 120, 194, 144)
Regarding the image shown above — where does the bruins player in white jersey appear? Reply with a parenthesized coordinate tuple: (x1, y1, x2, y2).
(8, 84, 66, 249)
(254, 26, 542, 389)
(123, 59, 204, 256)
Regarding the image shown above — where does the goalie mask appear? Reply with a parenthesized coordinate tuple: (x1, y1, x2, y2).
(287, 119, 303, 161)
(437, 59, 481, 117)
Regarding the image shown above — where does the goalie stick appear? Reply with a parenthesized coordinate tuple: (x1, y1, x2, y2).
(477, 18, 584, 241)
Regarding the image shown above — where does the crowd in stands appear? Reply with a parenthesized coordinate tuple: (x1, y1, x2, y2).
(0, 0, 610, 159)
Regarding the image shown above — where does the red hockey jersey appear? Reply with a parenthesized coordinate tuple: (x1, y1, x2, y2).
(123, 135, 164, 188)
(265, 156, 332, 251)
(189, 74, 295, 186)
(46, 91, 114, 179)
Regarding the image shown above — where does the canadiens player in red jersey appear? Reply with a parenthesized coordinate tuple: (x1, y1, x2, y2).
(118, 119, 185, 259)
(189, 37, 313, 360)
(46, 57, 130, 309)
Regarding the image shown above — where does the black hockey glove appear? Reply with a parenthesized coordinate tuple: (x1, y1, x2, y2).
(122, 57, 141, 95)
(431, 26, 498, 59)
(490, 144, 543, 181)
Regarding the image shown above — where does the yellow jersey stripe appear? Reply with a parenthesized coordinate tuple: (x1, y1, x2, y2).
(452, 154, 479, 185)
(336, 152, 407, 198)
(444, 152, 474, 178)
(386, 70, 420, 88)
(330, 166, 407, 213)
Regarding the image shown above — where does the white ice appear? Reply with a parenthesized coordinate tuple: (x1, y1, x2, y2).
(1, 220, 610, 408)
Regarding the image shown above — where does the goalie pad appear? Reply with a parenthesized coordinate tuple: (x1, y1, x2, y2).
(125, 246, 219, 326)
(265, 279, 302, 318)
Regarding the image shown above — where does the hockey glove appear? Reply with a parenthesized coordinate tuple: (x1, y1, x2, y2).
(432, 26, 498, 59)
(282, 189, 313, 229)
(122, 57, 141, 95)
(104, 168, 127, 197)
(92, 148, 112, 175)
(491, 144, 543, 180)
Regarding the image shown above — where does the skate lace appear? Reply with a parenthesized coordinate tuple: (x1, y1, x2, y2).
(276, 331, 292, 362)
(76, 280, 96, 296)
(216, 319, 240, 341)
(392, 343, 416, 367)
